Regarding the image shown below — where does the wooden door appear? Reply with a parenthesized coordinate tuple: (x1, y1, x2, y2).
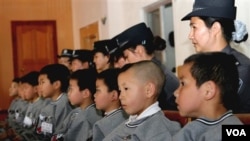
(11, 21, 58, 77)
(80, 21, 99, 50)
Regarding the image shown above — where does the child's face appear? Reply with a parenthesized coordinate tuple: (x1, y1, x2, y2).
(94, 79, 114, 111)
(22, 83, 38, 101)
(9, 82, 19, 97)
(71, 59, 88, 72)
(93, 52, 109, 71)
(68, 79, 84, 106)
(174, 63, 204, 117)
(58, 57, 71, 70)
(38, 74, 54, 98)
(118, 69, 147, 115)
(18, 83, 25, 99)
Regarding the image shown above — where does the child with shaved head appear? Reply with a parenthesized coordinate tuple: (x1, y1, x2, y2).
(103, 60, 181, 141)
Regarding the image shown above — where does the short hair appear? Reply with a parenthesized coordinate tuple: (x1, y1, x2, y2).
(12, 77, 21, 83)
(39, 64, 70, 92)
(119, 60, 165, 96)
(184, 52, 240, 111)
(70, 68, 97, 97)
(21, 71, 39, 86)
(96, 68, 120, 93)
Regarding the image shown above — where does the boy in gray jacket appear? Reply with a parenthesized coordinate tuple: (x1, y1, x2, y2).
(103, 61, 181, 141)
(93, 68, 128, 141)
(35, 64, 73, 140)
(51, 68, 102, 141)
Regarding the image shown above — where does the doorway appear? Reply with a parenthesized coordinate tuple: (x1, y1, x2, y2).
(80, 21, 99, 50)
(11, 21, 58, 77)
(144, 0, 176, 73)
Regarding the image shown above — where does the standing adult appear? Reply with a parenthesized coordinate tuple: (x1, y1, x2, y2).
(182, 0, 250, 113)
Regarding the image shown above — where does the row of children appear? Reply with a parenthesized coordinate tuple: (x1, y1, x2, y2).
(0, 64, 122, 140)
(1, 0, 249, 140)
(1, 52, 244, 141)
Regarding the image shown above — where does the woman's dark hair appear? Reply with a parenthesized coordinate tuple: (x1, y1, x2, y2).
(200, 16, 248, 43)
(200, 17, 235, 43)
(129, 35, 166, 55)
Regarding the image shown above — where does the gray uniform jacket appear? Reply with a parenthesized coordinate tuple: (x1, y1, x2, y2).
(6, 98, 19, 126)
(92, 108, 128, 141)
(35, 93, 72, 138)
(10, 98, 29, 129)
(103, 110, 181, 141)
(53, 104, 102, 141)
(173, 111, 243, 141)
(223, 46, 250, 113)
(17, 98, 50, 141)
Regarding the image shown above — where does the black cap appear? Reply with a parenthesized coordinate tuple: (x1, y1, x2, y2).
(71, 49, 93, 63)
(116, 22, 154, 51)
(181, 0, 236, 21)
(57, 49, 73, 58)
(93, 39, 118, 55)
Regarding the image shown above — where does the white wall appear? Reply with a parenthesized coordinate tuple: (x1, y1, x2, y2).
(71, 0, 107, 49)
(71, 0, 159, 48)
(107, 0, 159, 37)
(173, 0, 250, 67)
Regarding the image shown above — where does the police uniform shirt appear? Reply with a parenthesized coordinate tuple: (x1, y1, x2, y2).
(173, 110, 243, 141)
(35, 93, 72, 138)
(54, 104, 102, 141)
(222, 46, 250, 113)
(103, 102, 181, 141)
(92, 107, 128, 141)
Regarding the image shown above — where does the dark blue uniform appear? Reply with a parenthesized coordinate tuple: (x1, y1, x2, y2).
(222, 46, 250, 113)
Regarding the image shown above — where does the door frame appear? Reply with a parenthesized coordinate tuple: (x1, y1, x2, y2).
(11, 20, 58, 77)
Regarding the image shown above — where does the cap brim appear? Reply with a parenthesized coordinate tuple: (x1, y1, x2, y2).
(57, 55, 71, 58)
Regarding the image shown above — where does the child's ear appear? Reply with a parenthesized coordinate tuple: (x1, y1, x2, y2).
(34, 86, 38, 93)
(145, 82, 155, 98)
(111, 90, 119, 101)
(53, 80, 61, 90)
(203, 80, 216, 100)
(82, 89, 92, 98)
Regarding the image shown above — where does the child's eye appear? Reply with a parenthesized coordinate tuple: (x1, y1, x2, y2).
(180, 81, 185, 86)
(68, 87, 72, 92)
